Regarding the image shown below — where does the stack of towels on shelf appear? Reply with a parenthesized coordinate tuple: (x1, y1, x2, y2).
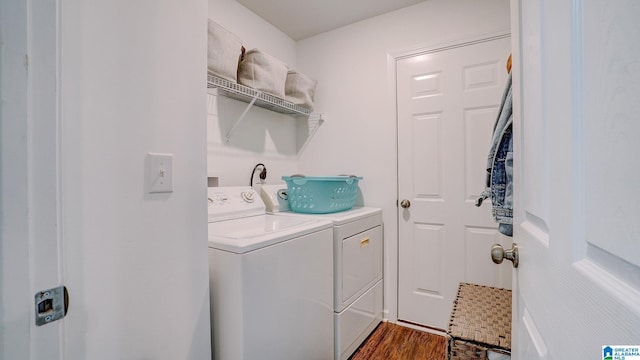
(207, 19, 317, 110)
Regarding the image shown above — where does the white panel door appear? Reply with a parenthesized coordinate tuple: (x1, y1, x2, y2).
(511, 0, 640, 358)
(397, 36, 511, 329)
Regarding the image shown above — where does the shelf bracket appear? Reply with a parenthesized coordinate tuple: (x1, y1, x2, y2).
(225, 92, 260, 142)
(297, 113, 324, 156)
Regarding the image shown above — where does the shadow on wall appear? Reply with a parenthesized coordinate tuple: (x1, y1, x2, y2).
(209, 92, 299, 156)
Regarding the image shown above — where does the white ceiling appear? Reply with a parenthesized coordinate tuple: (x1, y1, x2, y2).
(236, 0, 427, 40)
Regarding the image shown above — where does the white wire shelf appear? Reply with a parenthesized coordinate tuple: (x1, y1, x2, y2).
(207, 72, 324, 144)
(207, 73, 313, 116)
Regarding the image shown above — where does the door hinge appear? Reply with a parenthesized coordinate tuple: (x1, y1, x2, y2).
(35, 285, 69, 326)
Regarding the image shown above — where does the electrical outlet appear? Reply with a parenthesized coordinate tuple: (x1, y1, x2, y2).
(147, 153, 173, 193)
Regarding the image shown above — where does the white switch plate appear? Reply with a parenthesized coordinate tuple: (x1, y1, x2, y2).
(147, 153, 173, 193)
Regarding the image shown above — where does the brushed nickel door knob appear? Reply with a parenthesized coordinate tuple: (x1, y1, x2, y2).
(491, 243, 519, 268)
(400, 199, 411, 208)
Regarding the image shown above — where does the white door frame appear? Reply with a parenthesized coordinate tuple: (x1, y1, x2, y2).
(1, 0, 65, 358)
(387, 30, 510, 325)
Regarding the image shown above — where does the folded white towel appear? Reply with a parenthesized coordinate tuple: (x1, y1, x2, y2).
(285, 70, 317, 110)
(237, 49, 288, 98)
(207, 20, 243, 82)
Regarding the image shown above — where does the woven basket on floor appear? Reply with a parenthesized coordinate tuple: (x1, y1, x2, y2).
(447, 282, 512, 360)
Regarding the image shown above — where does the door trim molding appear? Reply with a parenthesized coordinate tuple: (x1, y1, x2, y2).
(1, 0, 65, 358)
(390, 31, 511, 61)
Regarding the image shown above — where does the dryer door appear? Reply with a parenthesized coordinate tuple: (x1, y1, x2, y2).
(338, 225, 383, 311)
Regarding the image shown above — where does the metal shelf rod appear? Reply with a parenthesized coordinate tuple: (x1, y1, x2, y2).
(225, 92, 259, 142)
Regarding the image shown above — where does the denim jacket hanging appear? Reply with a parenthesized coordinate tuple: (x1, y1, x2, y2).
(476, 73, 513, 236)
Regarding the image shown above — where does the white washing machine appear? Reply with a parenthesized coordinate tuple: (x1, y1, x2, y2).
(207, 186, 334, 360)
(260, 184, 384, 360)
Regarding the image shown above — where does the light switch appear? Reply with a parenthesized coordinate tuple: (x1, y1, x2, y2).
(147, 153, 173, 193)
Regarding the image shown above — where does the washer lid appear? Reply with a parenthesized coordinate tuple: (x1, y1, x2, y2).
(272, 206, 382, 225)
(208, 214, 331, 254)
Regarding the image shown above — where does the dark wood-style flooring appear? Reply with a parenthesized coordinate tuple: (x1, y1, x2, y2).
(349, 322, 447, 360)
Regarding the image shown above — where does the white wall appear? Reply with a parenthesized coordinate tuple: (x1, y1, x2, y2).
(207, 0, 302, 186)
(60, 0, 211, 358)
(295, 0, 511, 321)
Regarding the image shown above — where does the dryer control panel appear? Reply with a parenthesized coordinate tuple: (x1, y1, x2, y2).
(207, 186, 265, 222)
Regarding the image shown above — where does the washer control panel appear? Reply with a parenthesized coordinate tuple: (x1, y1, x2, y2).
(207, 186, 265, 222)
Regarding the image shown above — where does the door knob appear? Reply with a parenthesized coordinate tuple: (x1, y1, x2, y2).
(491, 243, 519, 268)
(400, 199, 411, 208)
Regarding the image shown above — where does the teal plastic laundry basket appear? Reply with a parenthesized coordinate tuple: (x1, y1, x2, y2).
(282, 175, 362, 214)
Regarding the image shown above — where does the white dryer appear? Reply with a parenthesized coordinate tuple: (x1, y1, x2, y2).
(260, 184, 384, 360)
(207, 186, 334, 360)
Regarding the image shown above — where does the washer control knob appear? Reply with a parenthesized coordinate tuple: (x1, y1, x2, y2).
(241, 191, 255, 203)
